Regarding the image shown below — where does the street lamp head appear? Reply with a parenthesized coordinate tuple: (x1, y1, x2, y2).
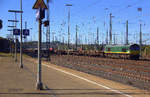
(104, 8, 108, 10)
(127, 5, 132, 8)
(65, 4, 72, 6)
(137, 8, 142, 12)
(110, 13, 115, 18)
(8, 25, 16, 28)
(8, 10, 23, 13)
(8, 20, 19, 22)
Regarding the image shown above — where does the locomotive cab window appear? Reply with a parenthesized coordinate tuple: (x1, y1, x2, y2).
(122, 48, 127, 52)
(108, 48, 111, 51)
(130, 44, 140, 51)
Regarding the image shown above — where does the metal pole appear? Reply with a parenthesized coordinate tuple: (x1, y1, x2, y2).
(52, 32, 54, 42)
(25, 21, 27, 42)
(9, 39, 11, 55)
(140, 23, 142, 45)
(85, 36, 86, 44)
(20, 0, 23, 68)
(63, 36, 64, 45)
(65, 4, 72, 49)
(97, 27, 99, 45)
(106, 29, 108, 45)
(109, 13, 112, 45)
(15, 35, 17, 62)
(15, 12, 17, 62)
(12, 35, 14, 57)
(36, 16, 43, 90)
(140, 23, 142, 57)
(25, 21, 27, 29)
(76, 25, 78, 50)
(68, 7, 70, 49)
(46, 0, 51, 61)
(114, 32, 115, 45)
(126, 20, 129, 45)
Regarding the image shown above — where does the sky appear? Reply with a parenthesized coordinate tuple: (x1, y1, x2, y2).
(0, 0, 150, 44)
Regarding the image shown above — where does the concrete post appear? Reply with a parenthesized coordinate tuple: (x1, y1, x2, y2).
(36, 17, 43, 90)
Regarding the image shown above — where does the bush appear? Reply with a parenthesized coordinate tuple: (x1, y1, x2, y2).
(143, 46, 150, 56)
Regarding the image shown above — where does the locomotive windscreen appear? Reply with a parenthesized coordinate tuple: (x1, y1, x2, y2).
(130, 44, 140, 51)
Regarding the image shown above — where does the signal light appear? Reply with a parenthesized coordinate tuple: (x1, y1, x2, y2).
(44, 20, 49, 27)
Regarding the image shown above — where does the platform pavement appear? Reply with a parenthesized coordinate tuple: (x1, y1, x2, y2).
(0, 54, 53, 97)
(0, 54, 150, 97)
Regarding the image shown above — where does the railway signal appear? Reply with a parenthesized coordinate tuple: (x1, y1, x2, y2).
(36, 8, 45, 20)
(43, 20, 49, 27)
(33, 0, 48, 90)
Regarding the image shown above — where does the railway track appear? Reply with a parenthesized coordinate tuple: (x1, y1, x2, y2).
(60, 55, 150, 77)
(95, 62, 150, 77)
(49, 55, 150, 83)
(76, 64, 150, 83)
(26, 51, 150, 78)
(24, 54, 150, 90)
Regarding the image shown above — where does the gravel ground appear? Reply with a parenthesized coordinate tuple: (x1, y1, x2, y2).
(48, 54, 150, 91)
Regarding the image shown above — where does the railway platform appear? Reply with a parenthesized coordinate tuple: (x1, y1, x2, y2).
(0, 53, 149, 97)
(0, 54, 50, 97)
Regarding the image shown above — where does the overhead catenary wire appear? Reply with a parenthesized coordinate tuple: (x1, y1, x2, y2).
(71, 0, 104, 18)
(112, 0, 145, 15)
(52, 0, 150, 45)
(112, 0, 145, 24)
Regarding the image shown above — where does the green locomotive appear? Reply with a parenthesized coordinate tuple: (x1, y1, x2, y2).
(104, 44, 140, 59)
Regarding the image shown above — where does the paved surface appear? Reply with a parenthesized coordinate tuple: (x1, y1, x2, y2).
(0, 54, 149, 97)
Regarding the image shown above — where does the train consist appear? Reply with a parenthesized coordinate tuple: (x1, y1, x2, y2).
(0, 36, 140, 60)
(24, 44, 140, 60)
(0, 37, 12, 53)
(54, 44, 140, 59)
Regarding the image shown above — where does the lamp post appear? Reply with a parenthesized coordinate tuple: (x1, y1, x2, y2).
(20, 0, 23, 68)
(46, 0, 51, 61)
(8, 10, 21, 62)
(138, 7, 142, 57)
(109, 13, 114, 45)
(65, 4, 72, 49)
(104, 8, 108, 45)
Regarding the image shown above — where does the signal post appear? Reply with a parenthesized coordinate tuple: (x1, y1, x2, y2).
(33, 0, 48, 90)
